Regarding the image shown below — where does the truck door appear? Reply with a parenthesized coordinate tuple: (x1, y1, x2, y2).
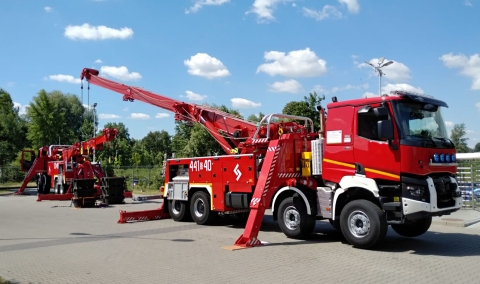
(353, 104, 400, 182)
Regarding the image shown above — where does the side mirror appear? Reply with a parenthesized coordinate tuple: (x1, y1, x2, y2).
(374, 107, 389, 119)
(377, 120, 394, 141)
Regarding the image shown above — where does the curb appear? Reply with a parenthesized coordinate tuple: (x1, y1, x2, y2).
(432, 218, 480, 228)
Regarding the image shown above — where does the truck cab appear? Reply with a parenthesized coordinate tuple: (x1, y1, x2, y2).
(319, 91, 461, 248)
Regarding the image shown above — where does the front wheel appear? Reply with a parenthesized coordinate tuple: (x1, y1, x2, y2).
(391, 217, 432, 237)
(340, 200, 387, 249)
(278, 196, 316, 239)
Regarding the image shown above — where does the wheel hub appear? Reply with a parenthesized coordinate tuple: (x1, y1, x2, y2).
(348, 210, 370, 238)
(194, 199, 205, 218)
(171, 201, 181, 215)
(284, 206, 301, 230)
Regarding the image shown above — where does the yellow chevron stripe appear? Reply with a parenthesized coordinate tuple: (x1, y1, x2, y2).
(323, 158, 400, 180)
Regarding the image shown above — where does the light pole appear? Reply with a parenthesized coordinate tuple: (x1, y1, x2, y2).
(364, 57, 394, 96)
(92, 103, 97, 162)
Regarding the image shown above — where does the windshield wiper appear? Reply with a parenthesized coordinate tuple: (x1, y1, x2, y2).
(433, 137, 455, 148)
(408, 134, 437, 147)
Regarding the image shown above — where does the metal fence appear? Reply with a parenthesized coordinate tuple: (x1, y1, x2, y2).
(111, 166, 164, 191)
(456, 153, 480, 210)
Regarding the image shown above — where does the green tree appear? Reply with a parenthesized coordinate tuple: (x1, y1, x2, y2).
(282, 91, 325, 131)
(473, 142, 480, 153)
(96, 122, 133, 166)
(49, 91, 86, 141)
(26, 90, 86, 148)
(247, 112, 265, 123)
(0, 89, 28, 168)
(450, 123, 470, 153)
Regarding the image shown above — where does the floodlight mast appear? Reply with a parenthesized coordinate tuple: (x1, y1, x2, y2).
(364, 58, 394, 96)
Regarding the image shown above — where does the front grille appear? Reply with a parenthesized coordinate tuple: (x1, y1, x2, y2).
(432, 176, 456, 208)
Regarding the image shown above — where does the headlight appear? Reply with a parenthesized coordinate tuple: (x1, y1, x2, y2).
(405, 184, 425, 197)
(440, 154, 445, 162)
(446, 154, 451, 162)
(433, 153, 439, 163)
(451, 154, 456, 163)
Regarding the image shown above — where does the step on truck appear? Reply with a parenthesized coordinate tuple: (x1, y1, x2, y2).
(81, 67, 462, 249)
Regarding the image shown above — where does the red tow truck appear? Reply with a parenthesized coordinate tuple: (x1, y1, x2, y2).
(16, 127, 132, 205)
(81, 67, 462, 249)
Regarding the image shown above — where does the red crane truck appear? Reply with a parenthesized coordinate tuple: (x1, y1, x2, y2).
(81, 68, 462, 249)
(17, 127, 132, 205)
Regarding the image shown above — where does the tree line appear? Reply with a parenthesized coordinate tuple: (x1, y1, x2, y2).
(0, 87, 477, 177)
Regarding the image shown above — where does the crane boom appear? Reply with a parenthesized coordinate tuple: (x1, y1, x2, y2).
(80, 68, 258, 154)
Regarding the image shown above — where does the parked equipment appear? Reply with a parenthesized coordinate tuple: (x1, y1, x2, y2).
(16, 127, 132, 206)
(81, 67, 462, 249)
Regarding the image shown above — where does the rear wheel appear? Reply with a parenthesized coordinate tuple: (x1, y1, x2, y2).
(36, 174, 44, 194)
(190, 191, 216, 225)
(168, 200, 191, 222)
(340, 200, 387, 249)
(391, 217, 432, 237)
(278, 196, 316, 239)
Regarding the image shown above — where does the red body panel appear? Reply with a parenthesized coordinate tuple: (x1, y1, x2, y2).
(400, 145, 456, 175)
(166, 155, 258, 212)
(322, 106, 355, 183)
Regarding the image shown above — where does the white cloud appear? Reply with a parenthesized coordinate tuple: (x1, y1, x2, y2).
(95, 59, 103, 64)
(465, 0, 473, 6)
(13, 102, 27, 115)
(292, 3, 296, 7)
(100, 66, 142, 81)
(302, 6, 342, 21)
(331, 83, 368, 93)
(311, 84, 330, 95)
(130, 113, 150, 120)
(64, 23, 133, 40)
(338, 0, 360, 14)
(99, 113, 121, 119)
(269, 79, 302, 93)
(383, 83, 424, 95)
(184, 53, 230, 79)
(44, 6, 52, 12)
(231, 98, 261, 108)
(358, 58, 411, 82)
(363, 83, 424, 98)
(185, 0, 230, 14)
(445, 121, 455, 128)
(440, 53, 480, 90)
(257, 48, 327, 77)
(155, 113, 170, 118)
(46, 74, 81, 84)
(476, 102, 480, 113)
(247, 0, 293, 22)
(181, 90, 207, 101)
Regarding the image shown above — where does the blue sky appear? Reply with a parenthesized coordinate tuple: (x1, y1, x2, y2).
(2, 0, 480, 147)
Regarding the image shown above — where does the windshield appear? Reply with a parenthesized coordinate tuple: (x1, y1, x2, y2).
(393, 101, 453, 148)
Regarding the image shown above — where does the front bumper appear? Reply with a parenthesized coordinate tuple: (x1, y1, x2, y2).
(402, 176, 462, 220)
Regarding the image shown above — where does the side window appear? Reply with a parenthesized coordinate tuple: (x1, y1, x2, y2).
(357, 107, 381, 141)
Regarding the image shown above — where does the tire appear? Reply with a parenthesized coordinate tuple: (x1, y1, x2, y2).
(43, 175, 51, 194)
(168, 200, 191, 222)
(391, 217, 432, 237)
(36, 175, 44, 194)
(190, 191, 215, 225)
(339, 200, 387, 249)
(278, 196, 316, 239)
